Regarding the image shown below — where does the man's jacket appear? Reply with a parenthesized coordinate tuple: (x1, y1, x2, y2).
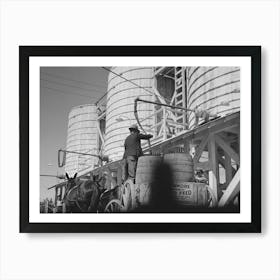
(123, 133, 153, 158)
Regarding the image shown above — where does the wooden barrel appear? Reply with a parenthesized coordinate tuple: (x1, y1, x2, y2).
(135, 155, 162, 205)
(136, 155, 162, 184)
(163, 153, 194, 183)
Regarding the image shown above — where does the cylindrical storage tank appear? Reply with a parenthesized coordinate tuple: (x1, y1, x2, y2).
(135, 155, 162, 206)
(163, 153, 194, 183)
(104, 67, 155, 161)
(65, 104, 98, 177)
(186, 67, 240, 129)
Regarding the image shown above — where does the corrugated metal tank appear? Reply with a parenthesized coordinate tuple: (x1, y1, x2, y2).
(104, 67, 154, 161)
(186, 67, 240, 128)
(65, 104, 98, 176)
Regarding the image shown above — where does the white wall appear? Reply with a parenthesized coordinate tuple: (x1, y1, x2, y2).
(0, 0, 279, 279)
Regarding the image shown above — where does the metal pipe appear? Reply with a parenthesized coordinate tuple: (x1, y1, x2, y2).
(135, 97, 195, 112)
(59, 149, 101, 158)
(134, 98, 152, 154)
(40, 174, 65, 179)
(58, 149, 108, 168)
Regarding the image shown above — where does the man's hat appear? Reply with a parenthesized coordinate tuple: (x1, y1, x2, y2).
(129, 124, 139, 132)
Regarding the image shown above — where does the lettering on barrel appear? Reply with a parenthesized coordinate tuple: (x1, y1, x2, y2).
(172, 182, 207, 207)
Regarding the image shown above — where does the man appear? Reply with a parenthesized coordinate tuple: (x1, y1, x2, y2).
(122, 124, 153, 181)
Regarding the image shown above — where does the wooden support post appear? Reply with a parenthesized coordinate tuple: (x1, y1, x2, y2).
(218, 155, 236, 176)
(237, 128, 240, 170)
(215, 134, 240, 165)
(62, 202, 66, 213)
(225, 153, 232, 185)
(183, 140, 190, 154)
(218, 169, 240, 207)
(61, 185, 65, 201)
(96, 120, 100, 156)
(163, 107, 167, 140)
(54, 187, 58, 207)
(208, 134, 218, 204)
(44, 200, 48, 213)
(193, 134, 209, 164)
(60, 186, 63, 200)
(61, 185, 66, 213)
(224, 126, 240, 134)
(181, 67, 186, 127)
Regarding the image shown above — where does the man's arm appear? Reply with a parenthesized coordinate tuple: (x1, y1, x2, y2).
(138, 133, 153, 140)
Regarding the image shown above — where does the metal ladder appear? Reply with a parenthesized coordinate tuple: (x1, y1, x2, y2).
(174, 67, 187, 132)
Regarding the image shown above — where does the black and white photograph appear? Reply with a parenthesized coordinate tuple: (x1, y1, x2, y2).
(20, 46, 260, 232)
(40, 65, 241, 214)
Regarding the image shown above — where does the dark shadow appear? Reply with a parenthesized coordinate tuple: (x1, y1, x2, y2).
(134, 161, 239, 213)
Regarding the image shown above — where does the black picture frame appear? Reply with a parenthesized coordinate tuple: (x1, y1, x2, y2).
(20, 46, 261, 233)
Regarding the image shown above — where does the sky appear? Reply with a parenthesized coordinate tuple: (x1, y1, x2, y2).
(40, 67, 108, 201)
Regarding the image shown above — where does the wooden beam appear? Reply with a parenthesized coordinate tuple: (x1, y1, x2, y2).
(194, 116, 239, 139)
(61, 186, 65, 201)
(54, 187, 58, 206)
(223, 126, 240, 134)
(44, 200, 48, 213)
(215, 134, 240, 165)
(208, 134, 218, 203)
(154, 67, 166, 76)
(218, 169, 240, 207)
(219, 131, 239, 143)
(193, 134, 209, 164)
(225, 153, 233, 185)
(152, 85, 170, 106)
(96, 123, 105, 144)
(218, 155, 236, 175)
(183, 140, 190, 154)
(62, 203, 66, 213)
